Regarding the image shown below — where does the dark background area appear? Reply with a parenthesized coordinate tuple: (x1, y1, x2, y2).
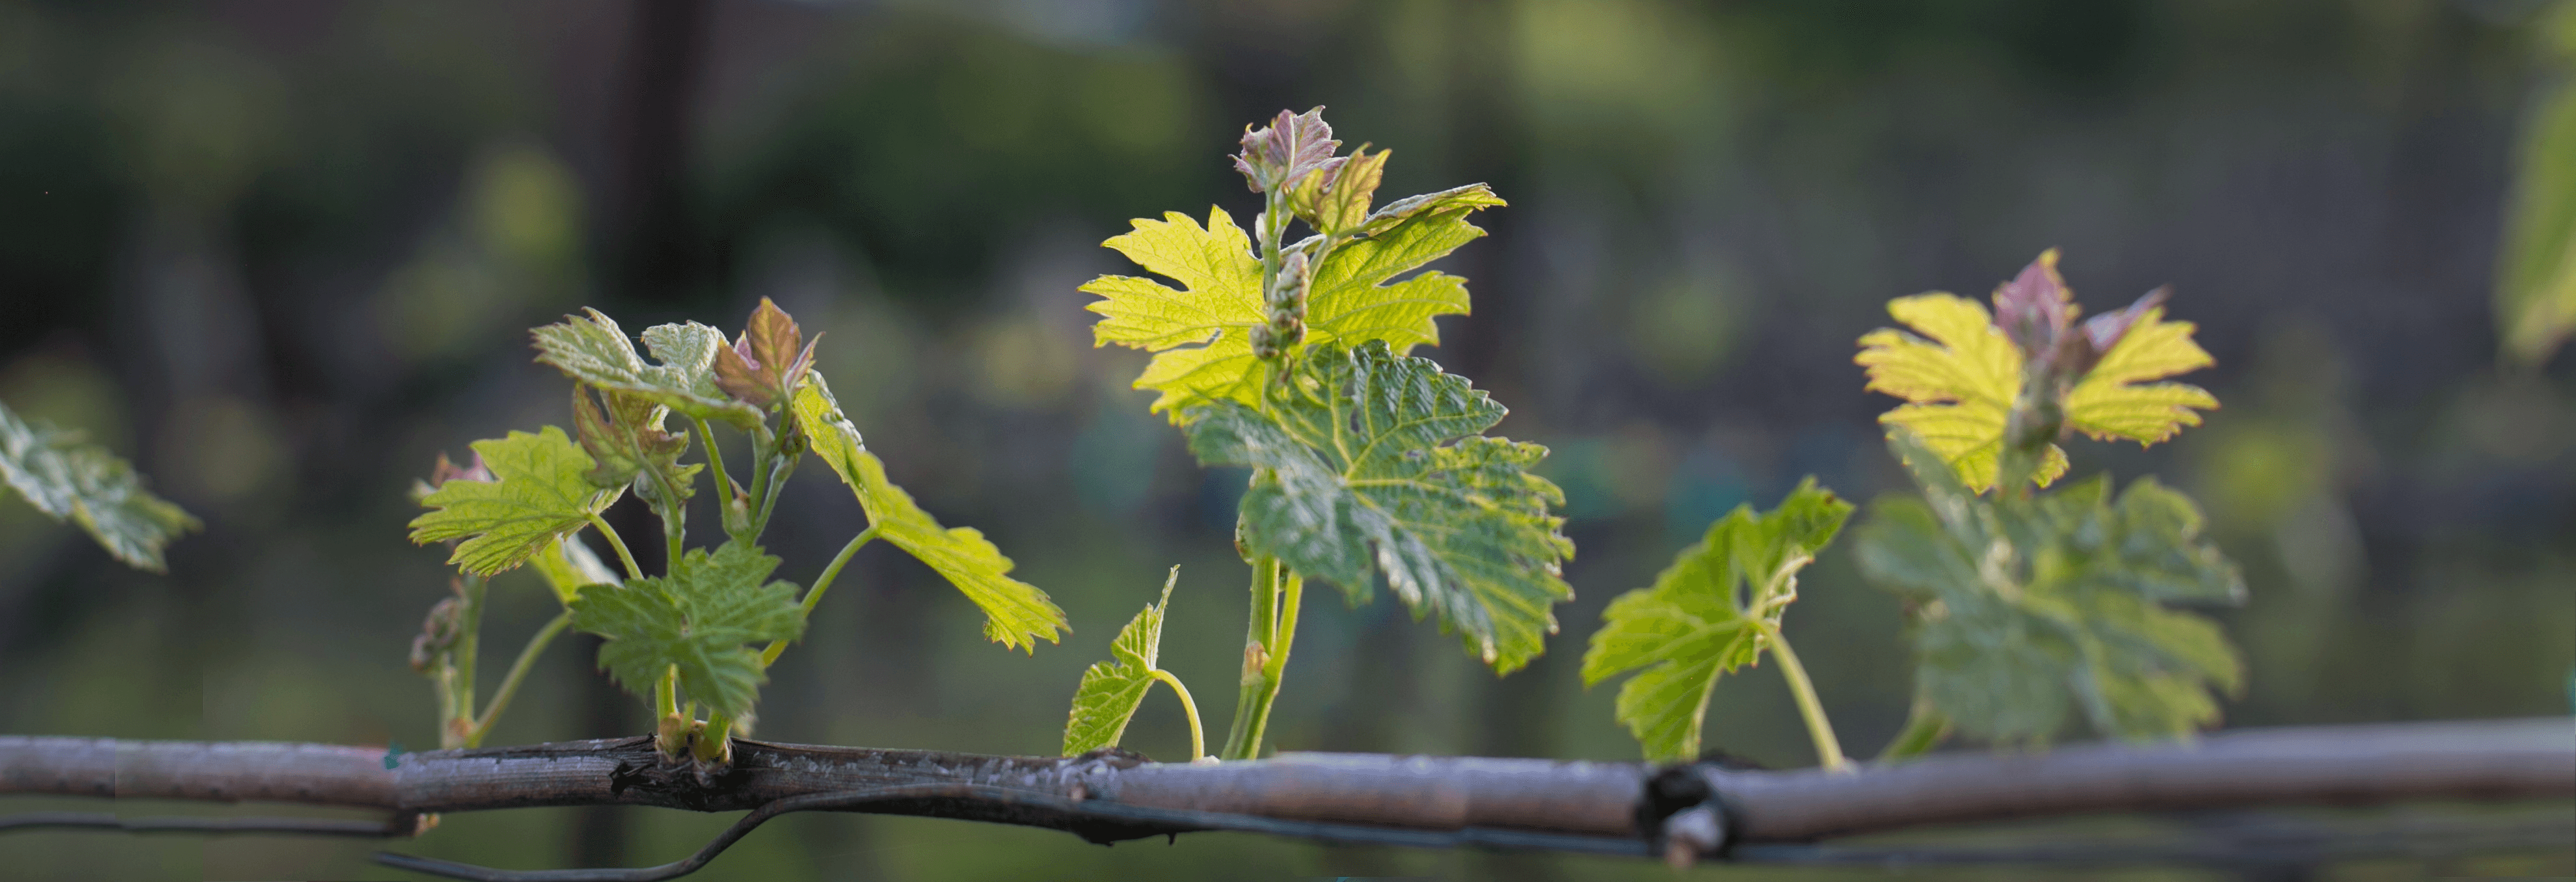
(0, 1, 2569, 879)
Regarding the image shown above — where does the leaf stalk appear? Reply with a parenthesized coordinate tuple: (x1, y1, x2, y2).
(464, 610, 573, 748)
(1147, 668, 1206, 761)
(1876, 698, 1952, 763)
(1760, 624, 1848, 772)
(587, 514, 646, 582)
(760, 524, 879, 669)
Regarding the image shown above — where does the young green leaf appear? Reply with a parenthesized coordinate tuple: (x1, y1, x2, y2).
(1856, 292, 2215, 490)
(711, 297, 819, 407)
(1232, 107, 1343, 193)
(0, 400, 200, 572)
(1854, 432, 2246, 744)
(1063, 567, 1179, 756)
(531, 309, 762, 430)
(528, 535, 621, 606)
(569, 385, 700, 502)
(791, 373, 1068, 651)
(1289, 146, 1388, 235)
(409, 427, 624, 576)
(1081, 193, 1501, 419)
(1182, 341, 1573, 673)
(1581, 479, 1850, 762)
(569, 541, 805, 718)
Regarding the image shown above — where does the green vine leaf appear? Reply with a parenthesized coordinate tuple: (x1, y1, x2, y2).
(530, 310, 762, 430)
(1062, 567, 1178, 756)
(1080, 187, 1501, 420)
(1581, 479, 1851, 762)
(1853, 432, 2246, 744)
(569, 541, 804, 718)
(791, 373, 1068, 651)
(1182, 340, 1573, 673)
(0, 400, 200, 572)
(408, 427, 623, 576)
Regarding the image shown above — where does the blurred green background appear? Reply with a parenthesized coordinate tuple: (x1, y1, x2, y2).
(1, 0, 2572, 879)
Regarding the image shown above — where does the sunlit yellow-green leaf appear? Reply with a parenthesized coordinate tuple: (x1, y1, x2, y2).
(1080, 189, 1499, 420)
(1856, 293, 2214, 490)
(2063, 307, 2219, 446)
(2497, 16, 2576, 366)
(792, 374, 1067, 651)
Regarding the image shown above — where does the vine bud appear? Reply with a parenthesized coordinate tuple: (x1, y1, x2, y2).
(1254, 250, 1312, 360)
(409, 596, 464, 673)
(1231, 107, 1343, 194)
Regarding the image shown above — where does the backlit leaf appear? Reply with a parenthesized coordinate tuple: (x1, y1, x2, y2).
(408, 427, 623, 576)
(792, 374, 1067, 651)
(1063, 567, 1179, 756)
(2498, 16, 2576, 366)
(528, 534, 621, 606)
(531, 310, 762, 429)
(1853, 432, 2246, 744)
(711, 298, 819, 407)
(1182, 341, 1573, 673)
(1232, 107, 1343, 193)
(569, 541, 804, 717)
(1082, 195, 1498, 419)
(1581, 479, 1851, 761)
(2062, 307, 2219, 446)
(0, 401, 200, 572)
(1857, 293, 2214, 490)
(1289, 146, 1388, 235)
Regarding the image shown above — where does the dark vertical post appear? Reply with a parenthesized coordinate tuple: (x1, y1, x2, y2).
(574, 3, 716, 867)
(609, 0, 716, 308)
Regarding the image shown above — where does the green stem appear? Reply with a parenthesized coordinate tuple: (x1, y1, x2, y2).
(1877, 699, 1952, 763)
(695, 712, 734, 766)
(588, 514, 645, 581)
(464, 611, 572, 748)
(694, 417, 735, 510)
(1220, 560, 1306, 760)
(751, 451, 796, 538)
(745, 430, 777, 531)
(1264, 573, 1304, 684)
(649, 469, 686, 566)
(1220, 556, 1281, 760)
(656, 666, 678, 718)
(1762, 625, 1848, 771)
(760, 524, 879, 669)
(1148, 669, 1206, 761)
